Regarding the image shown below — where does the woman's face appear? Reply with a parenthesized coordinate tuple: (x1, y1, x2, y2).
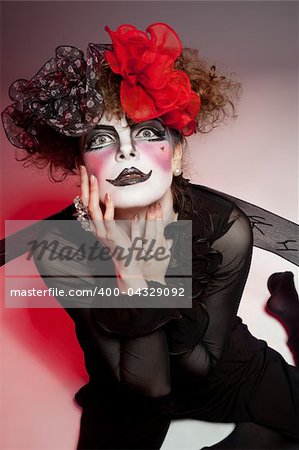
(82, 114, 179, 208)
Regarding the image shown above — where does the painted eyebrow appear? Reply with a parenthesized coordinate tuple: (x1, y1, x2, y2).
(91, 125, 118, 132)
(91, 119, 165, 133)
(132, 122, 167, 137)
(134, 119, 165, 128)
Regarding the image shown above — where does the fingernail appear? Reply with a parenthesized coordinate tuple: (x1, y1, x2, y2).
(105, 193, 111, 202)
(90, 175, 95, 184)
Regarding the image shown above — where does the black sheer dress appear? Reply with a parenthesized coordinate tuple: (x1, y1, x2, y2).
(4, 183, 299, 449)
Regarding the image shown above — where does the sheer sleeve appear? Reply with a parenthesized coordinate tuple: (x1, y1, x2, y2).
(32, 227, 174, 397)
(31, 222, 181, 335)
(173, 206, 253, 378)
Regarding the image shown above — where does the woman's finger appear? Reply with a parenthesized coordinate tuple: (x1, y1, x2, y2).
(144, 203, 157, 255)
(88, 175, 105, 237)
(131, 214, 143, 265)
(155, 201, 165, 248)
(103, 193, 114, 221)
(80, 165, 90, 207)
(103, 193, 118, 241)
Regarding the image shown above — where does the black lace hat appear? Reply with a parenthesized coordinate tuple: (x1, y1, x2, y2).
(1, 43, 112, 153)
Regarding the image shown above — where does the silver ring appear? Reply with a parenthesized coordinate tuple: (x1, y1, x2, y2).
(73, 195, 93, 232)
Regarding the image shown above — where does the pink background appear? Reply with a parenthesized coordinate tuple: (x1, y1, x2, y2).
(1, 2, 298, 449)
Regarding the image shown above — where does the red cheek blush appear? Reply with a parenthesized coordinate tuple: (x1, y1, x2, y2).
(84, 152, 105, 174)
(138, 142, 172, 171)
(84, 146, 116, 174)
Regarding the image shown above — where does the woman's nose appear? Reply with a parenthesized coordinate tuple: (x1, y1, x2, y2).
(116, 143, 139, 161)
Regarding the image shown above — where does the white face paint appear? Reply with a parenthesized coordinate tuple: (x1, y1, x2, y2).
(82, 114, 176, 208)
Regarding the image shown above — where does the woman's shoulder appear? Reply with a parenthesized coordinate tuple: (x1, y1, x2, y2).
(187, 182, 240, 241)
(188, 183, 235, 214)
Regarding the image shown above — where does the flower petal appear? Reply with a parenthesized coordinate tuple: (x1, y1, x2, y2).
(121, 81, 160, 121)
(105, 22, 201, 136)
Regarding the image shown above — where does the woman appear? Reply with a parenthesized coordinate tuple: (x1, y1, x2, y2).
(1, 23, 299, 449)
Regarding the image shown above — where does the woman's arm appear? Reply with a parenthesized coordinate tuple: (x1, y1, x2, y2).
(32, 226, 173, 397)
(172, 206, 253, 378)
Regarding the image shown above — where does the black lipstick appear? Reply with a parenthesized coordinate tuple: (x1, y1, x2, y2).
(106, 167, 152, 186)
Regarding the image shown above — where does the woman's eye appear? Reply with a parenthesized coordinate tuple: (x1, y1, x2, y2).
(89, 134, 115, 149)
(136, 128, 157, 139)
(134, 126, 166, 141)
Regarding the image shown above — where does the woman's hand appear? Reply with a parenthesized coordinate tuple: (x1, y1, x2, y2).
(136, 201, 172, 285)
(80, 166, 172, 290)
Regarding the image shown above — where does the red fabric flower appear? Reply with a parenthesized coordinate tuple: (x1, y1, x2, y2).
(104, 23, 200, 136)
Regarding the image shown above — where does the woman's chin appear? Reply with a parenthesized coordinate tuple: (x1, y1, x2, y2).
(107, 184, 171, 209)
(113, 199, 156, 210)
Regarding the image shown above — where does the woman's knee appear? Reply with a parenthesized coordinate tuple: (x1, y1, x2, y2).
(122, 375, 171, 398)
(140, 380, 171, 398)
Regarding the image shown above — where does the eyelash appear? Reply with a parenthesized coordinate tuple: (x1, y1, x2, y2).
(135, 127, 166, 141)
(85, 125, 166, 151)
(88, 134, 116, 150)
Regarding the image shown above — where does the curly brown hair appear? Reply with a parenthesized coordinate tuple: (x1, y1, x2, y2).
(99, 47, 241, 134)
(15, 46, 241, 210)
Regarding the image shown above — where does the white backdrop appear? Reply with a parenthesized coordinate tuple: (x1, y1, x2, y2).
(1, 2, 298, 449)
